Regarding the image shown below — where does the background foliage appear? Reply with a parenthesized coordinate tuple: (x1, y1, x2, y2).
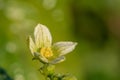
(0, 0, 120, 80)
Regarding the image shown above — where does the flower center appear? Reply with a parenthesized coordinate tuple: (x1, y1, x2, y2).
(40, 47, 53, 58)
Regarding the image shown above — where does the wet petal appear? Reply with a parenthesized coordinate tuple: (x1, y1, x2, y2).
(52, 42, 77, 56)
(50, 56, 65, 64)
(28, 36, 36, 56)
(34, 24, 52, 48)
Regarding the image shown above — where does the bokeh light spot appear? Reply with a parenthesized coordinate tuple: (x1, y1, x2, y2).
(6, 42, 17, 53)
(43, 0, 57, 10)
(52, 9, 64, 22)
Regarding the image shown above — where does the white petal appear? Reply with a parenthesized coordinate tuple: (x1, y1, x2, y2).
(28, 36, 36, 56)
(34, 24, 52, 48)
(52, 42, 77, 56)
(50, 56, 65, 64)
(34, 52, 48, 63)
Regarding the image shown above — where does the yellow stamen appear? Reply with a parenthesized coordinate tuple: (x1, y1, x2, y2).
(40, 47, 53, 58)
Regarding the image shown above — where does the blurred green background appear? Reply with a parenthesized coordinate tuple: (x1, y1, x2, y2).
(0, 0, 120, 80)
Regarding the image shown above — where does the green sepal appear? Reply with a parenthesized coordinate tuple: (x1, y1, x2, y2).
(41, 64, 55, 76)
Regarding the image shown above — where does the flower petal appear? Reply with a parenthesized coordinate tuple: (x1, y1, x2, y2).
(28, 36, 36, 56)
(34, 52, 48, 63)
(50, 56, 65, 64)
(34, 24, 52, 48)
(52, 42, 77, 56)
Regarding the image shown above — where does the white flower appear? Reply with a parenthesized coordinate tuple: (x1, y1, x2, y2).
(28, 24, 77, 64)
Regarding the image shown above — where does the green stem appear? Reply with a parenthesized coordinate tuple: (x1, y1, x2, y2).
(38, 61, 77, 80)
(39, 64, 55, 80)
